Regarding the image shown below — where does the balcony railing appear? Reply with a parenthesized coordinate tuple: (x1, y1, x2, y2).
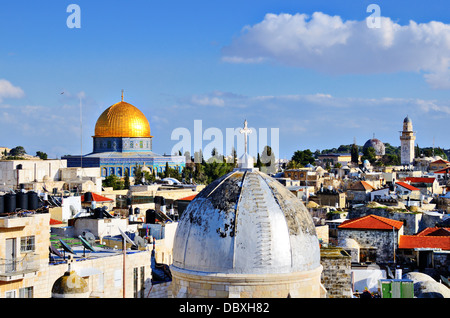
(0, 253, 40, 281)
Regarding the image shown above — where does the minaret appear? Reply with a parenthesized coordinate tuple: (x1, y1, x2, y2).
(400, 115, 415, 166)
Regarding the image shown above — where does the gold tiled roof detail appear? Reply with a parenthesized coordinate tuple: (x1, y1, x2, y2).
(94, 101, 152, 138)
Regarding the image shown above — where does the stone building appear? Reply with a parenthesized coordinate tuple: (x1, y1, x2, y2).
(0, 159, 102, 194)
(0, 208, 153, 298)
(320, 247, 353, 298)
(309, 188, 346, 208)
(346, 180, 375, 204)
(337, 214, 404, 263)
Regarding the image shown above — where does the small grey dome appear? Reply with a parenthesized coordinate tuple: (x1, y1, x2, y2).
(172, 169, 321, 275)
(363, 138, 385, 156)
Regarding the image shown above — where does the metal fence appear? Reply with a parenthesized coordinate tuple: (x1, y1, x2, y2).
(0, 253, 40, 275)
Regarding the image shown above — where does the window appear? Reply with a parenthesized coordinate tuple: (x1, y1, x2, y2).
(5, 290, 16, 298)
(19, 287, 33, 298)
(20, 236, 35, 253)
(140, 266, 145, 298)
(133, 268, 138, 298)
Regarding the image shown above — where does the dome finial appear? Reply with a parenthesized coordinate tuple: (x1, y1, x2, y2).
(121, 89, 124, 102)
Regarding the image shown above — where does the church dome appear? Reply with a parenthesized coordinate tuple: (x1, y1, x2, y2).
(51, 269, 90, 298)
(172, 169, 321, 275)
(363, 138, 385, 156)
(94, 101, 152, 138)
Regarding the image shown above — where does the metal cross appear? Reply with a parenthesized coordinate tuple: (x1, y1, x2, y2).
(239, 119, 252, 154)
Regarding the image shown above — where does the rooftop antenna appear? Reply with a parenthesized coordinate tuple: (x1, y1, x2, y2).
(80, 95, 83, 172)
(433, 136, 435, 157)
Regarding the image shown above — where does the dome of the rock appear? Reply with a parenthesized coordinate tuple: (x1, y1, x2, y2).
(94, 101, 152, 138)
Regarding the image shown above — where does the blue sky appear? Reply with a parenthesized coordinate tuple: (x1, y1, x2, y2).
(2, 0, 450, 160)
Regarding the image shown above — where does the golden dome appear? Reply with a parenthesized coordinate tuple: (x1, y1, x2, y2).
(94, 101, 152, 138)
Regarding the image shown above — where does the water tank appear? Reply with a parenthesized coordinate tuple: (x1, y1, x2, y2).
(146, 209, 156, 224)
(84, 192, 93, 202)
(0, 195, 4, 214)
(16, 192, 28, 210)
(27, 191, 39, 210)
(93, 207, 104, 219)
(4, 193, 16, 213)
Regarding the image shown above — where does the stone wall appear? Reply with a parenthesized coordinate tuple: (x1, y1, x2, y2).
(320, 248, 353, 298)
(434, 252, 450, 277)
(147, 281, 171, 298)
(337, 229, 398, 263)
(170, 266, 325, 298)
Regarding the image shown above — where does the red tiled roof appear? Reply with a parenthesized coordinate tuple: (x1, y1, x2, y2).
(350, 180, 375, 191)
(416, 227, 450, 237)
(431, 159, 450, 164)
(404, 177, 436, 184)
(338, 214, 403, 230)
(395, 181, 420, 192)
(177, 194, 197, 201)
(50, 218, 63, 225)
(81, 193, 113, 202)
(399, 236, 450, 250)
(433, 167, 450, 174)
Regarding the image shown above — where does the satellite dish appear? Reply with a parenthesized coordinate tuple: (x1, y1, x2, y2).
(49, 245, 63, 258)
(134, 235, 146, 248)
(59, 239, 76, 255)
(78, 235, 96, 253)
(83, 231, 96, 244)
(70, 205, 78, 217)
(119, 227, 137, 248)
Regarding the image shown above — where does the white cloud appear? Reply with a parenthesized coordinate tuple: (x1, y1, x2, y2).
(0, 79, 24, 102)
(191, 94, 225, 107)
(222, 12, 450, 88)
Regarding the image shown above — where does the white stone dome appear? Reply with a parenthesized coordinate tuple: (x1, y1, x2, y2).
(172, 169, 321, 275)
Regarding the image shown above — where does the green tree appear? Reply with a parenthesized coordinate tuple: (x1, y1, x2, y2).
(260, 145, 277, 174)
(351, 143, 359, 165)
(103, 174, 124, 190)
(291, 149, 315, 166)
(36, 151, 48, 160)
(379, 154, 400, 166)
(361, 146, 377, 164)
(165, 162, 170, 178)
(10, 146, 26, 157)
(124, 169, 130, 189)
(256, 153, 263, 169)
